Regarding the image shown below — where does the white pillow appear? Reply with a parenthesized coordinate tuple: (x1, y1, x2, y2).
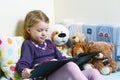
(0, 36, 24, 80)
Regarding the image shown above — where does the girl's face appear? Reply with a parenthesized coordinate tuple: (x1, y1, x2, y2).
(27, 21, 49, 44)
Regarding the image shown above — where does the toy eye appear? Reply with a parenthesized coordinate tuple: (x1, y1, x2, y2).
(54, 31, 58, 34)
(99, 32, 103, 37)
(104, 33, 109, 37)
(72, 36, 76, 39)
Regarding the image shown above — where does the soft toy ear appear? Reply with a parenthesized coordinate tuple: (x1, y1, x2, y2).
(88, 41, 94, 47)
(79, 33, 86, 42)
(51, 31, 58, 41)
(81, 42, 88, 52)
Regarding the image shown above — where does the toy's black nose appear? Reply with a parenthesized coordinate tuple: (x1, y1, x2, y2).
(58, 33, 66, 37)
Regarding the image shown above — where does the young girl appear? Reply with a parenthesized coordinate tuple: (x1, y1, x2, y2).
(16, 10, 103, 80)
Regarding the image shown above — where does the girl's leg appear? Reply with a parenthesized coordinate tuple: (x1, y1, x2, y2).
(47, 62, 88, 80)
(82, 69, 104, 80)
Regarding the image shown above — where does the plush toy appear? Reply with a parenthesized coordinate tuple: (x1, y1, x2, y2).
(67, 32, 88, 57)
(70, 32, 86, 45)
(83, 41, 118, 75)
(50, 24, 71, 57)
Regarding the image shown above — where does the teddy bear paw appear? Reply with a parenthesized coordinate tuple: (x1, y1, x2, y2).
(83, 64, 93, 70)
(100, 66, 111, 75)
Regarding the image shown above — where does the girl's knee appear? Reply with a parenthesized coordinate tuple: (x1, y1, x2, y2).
(65, 62, 78, 67)
(64, 62, 80, 70)
(88, 69, 101, 74)
(87, 69, 103, 80)
(66, 61, 77, 65)
(90, 69, 99, 72)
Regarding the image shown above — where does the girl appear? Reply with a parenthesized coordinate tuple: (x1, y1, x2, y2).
(16, 10, 103, 80)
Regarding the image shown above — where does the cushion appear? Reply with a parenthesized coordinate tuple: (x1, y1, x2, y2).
(0, 36, 24, 80)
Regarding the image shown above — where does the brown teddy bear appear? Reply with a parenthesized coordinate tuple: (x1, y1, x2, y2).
(70, 32, 86, 45)
(67, 32, 88, 57)
(83, 41, 118, 75)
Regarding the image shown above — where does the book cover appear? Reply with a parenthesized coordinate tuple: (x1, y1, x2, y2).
(30, 52, 99, 78)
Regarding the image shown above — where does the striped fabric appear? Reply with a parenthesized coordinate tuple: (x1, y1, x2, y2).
(67, 23, 83, 38)
(113, 25, 120, 70)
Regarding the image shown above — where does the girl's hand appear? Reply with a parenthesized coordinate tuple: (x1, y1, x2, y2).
(22, 68, 33, 79)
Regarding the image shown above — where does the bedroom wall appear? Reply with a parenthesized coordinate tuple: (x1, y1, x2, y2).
(0, 0, 54, 36)
(54, 0, 120, 25)
(1, 0, 120, 36)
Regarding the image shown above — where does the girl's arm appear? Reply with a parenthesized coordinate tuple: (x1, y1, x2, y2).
(16, 40, 34, 76)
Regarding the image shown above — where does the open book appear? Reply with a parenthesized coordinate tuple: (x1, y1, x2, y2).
(30, 52, 100, 78)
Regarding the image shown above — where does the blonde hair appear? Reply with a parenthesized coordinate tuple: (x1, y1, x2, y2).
(23, 10, 49, 39)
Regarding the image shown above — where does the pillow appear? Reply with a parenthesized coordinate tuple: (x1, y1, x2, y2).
(0, 36, 24, 80)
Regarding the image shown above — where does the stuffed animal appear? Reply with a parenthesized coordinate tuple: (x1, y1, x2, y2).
(67, 32, 88, 57)
(70, 32, 86, 45)
(83, 41, 118, 75)
(50, 24, 71, 57)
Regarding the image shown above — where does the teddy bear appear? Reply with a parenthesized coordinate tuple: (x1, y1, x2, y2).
(70, 32, 86, 45)
(49, 24, 71, 57)
(83, 41, 118, 75)
(67, 32, 88, 57)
